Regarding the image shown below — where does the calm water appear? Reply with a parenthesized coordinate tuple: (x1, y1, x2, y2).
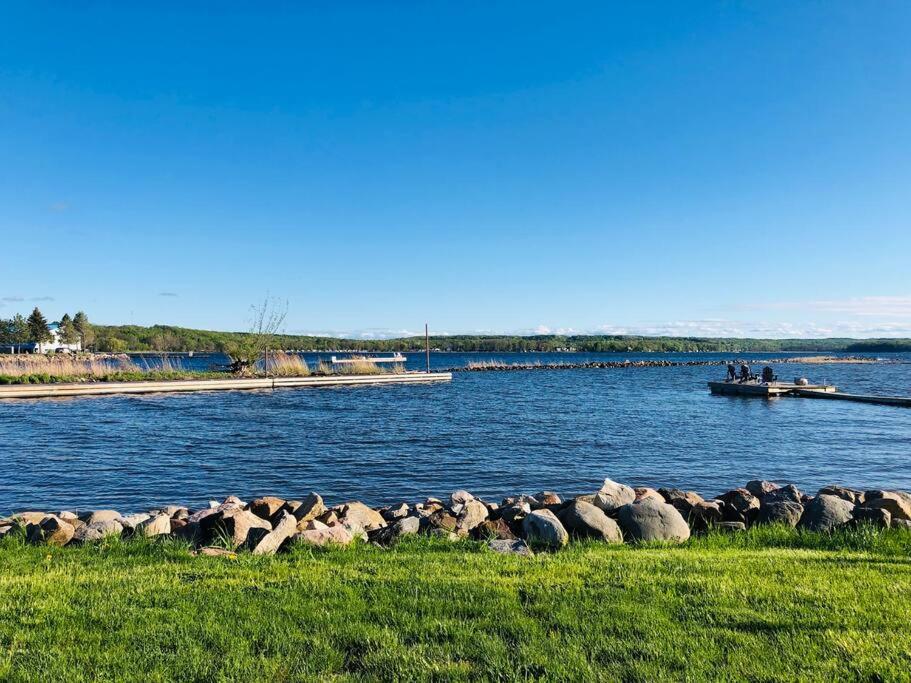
(2, 352, 910, 513)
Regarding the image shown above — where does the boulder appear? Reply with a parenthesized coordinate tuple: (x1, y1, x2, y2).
(592, 478, 636, 513)
(250, 511, 297, 555)
(617, 499, 690, 543)
(27, 515, 74, 546)
(718, 488, 760, 514)
(471, 518, 516, 541)
(218, 509, 271, 547)
(294, 525, 354, 547)
(531, 491, 562, 508)
(558, 500, 623, 543)
(58, 510, 79, 522)
(370, 516, 420, 545)
(763, 485, 803, 505)
(818, 485, 863, 504)
(13, 511, 48, 526)
(381, 503, 410, 521)
(0, 525, 13, 538)
(757, 501, 803, 527)
(745, 480, 779, 498)
(634, 487, 664, 503)
(499, 502, 531, 525)
(81, 510, 121, 525)
(288, 492, 325, 524)
(118, 513, 152, 531)
(455, 500, 489, 533)
(338, 502, 386, 532)
(851, 507, 891, 529)
(487, 539, 533, 556)
(248, 496, 286, 521)
(863, 493, 911, 522)
(522, 509, 569, 548)
(73, 519, 123, 543)
(137, 514, 171, 537)
(449, 490, 475, 507)
(425, 509, 458, 533)
(658, 488, 704, 516)
(798, 494, 854, 532)
(688, 501, 723, 532)
(196, 547, 238, 558)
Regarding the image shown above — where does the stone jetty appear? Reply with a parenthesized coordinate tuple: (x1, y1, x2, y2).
(3, 480, 909, 557)
(448, 356, 881, 373)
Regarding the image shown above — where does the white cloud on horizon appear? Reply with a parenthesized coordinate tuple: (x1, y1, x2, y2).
(745, 295, 911, 318)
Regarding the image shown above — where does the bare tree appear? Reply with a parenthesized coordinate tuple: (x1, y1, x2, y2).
(223, 297, 288, 375)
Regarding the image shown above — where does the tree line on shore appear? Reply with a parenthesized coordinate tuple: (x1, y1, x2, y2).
(4, 314, 910, 354)
(0, 309, 94, 350)
(80, 326, 911, 354)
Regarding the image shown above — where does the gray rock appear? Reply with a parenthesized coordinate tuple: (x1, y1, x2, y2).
(757, 501, 804, 527)
(381, 503, 410, 521)
(293, 524, 354, 547)
(559, 500, 623, 543)
(592, 478, 636, 513)
(745, 480, 779, 498)
(218, 509, 271, 547)
(449, 490, 475, 507)
(522, 509, 569, 548)
(716, 521, 746, 532)
(633, 487, 664, 503)
(487, 539, 533, 556)
(370, 516, 420, 545)
(688, 501, 723, 531)
(137, 514, 171, 537)
(851, 507, 891, 529)
(617, 499, 690, 543)
(499, 502, 531, 525)
(81, 510, 121, 525)
(718, 488, 760, 514)
(863, 493, 911, 522)
(27, 515, 75, 546)
(818, 485, 863, 504)
(338, 502, 386, 532)
(248, 496, 286, 521)
(250, 511, 297, 555)
(455, 499, 489, 533)
(14, 511, 48, 526)
(763, 484, 803, 505)
(73, 519, 123, 543)
(289, 492, 326, 524)
(118, 513, 152, 530)
(659, 488, 705, 516)
(798, 494, 854, 532)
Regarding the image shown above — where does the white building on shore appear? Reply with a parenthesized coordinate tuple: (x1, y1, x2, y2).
(16, 322, 82, 354)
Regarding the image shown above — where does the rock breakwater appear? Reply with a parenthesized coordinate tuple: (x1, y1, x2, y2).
(450, 356, 883, 372)
(4, 479, 909, 557)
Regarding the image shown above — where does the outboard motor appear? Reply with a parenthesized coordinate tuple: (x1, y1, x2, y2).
(761, 366, 775, 383)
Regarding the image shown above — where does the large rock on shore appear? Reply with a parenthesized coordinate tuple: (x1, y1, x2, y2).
(338, 502, 386, 532)
(763, 485, 803, 505)
(559, 500, 622, 543)
(27, 515, 75, 546)
(471, 518, 516, 541)
(798, 494, 854, 532)
(294, 524, 354, 547)
(488, 539, 533, 556)
(219, 509, 271, 547)
(250, 511, 297, 555)
(138, 514, 171, 537)
(592, 478, 636, 513)
(249, 496, 286, 521)
(658, 488, 704, 516)
(818, 485, 863, 504)
(745, 480, 779, 498)
(863, 493, 911, 521)
(522, 509, 569, 548)
(617, 499, 690, 543)
(688, 501, 723, 531)
(73, 519, 123, 543)
(455, 500, 489, 533)
(80, 510, 121, 525)
(288, 493, 326, 525)
(370, 516, 420, 545)
(757, 501, 803, 527)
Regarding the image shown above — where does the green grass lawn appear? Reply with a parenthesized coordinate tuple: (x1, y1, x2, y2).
(1, 526, 910, 681)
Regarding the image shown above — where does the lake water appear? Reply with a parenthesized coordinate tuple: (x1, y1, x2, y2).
(2, 352, 910, 513)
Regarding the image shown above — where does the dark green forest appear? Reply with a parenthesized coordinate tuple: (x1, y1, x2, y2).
(87, 325, 911, 354)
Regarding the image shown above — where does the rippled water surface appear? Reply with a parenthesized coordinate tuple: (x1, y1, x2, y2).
(2, 352, 910, 512)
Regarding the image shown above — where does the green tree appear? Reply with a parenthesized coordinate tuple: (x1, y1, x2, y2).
(58, 313, 80, 345)
(73, 311, 95, 351)
(27, 307, 52, 349)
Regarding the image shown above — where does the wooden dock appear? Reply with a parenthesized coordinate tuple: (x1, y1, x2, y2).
(794, 388, 911, 407)
(708, 380, 836, 398)
(0, 372, 452, 400)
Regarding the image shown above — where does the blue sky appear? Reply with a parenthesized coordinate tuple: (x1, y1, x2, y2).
(2, 2, 910, 338)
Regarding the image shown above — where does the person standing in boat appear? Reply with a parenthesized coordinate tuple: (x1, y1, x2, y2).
(726, 363, 737, 381)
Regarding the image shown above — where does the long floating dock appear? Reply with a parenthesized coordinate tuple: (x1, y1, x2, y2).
(0, 372, 452, 400)
(794, 388, 911, 408)
(707, 380, 837, 397)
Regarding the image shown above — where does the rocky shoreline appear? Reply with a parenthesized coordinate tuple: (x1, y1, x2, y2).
(4, 480, 910, 557)
(449, 356, 882, 372)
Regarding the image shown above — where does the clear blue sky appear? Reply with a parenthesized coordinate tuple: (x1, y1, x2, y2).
(2, 2, 909, 338)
